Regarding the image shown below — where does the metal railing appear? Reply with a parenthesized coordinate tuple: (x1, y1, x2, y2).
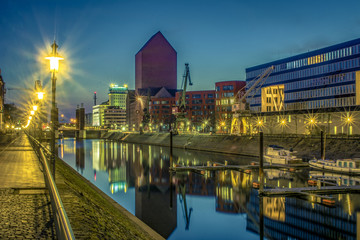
(27, 133, 75, 240)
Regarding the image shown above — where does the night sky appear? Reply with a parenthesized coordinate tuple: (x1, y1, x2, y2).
(1, 0, 360, 120)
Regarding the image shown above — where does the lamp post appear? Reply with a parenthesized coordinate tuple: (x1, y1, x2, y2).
(46, 40, 63, 178)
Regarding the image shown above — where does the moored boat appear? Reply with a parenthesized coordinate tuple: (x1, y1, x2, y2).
(264, 145, 303, 165)
(309, 159, 360, 173)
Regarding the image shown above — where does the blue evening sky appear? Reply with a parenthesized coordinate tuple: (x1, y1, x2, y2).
(1, 0, 360, 119)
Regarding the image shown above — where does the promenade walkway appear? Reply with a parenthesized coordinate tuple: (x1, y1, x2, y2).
(0, 133, 55, 239)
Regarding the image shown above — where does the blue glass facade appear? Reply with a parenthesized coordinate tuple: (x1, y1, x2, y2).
(246, 38, 360, 112)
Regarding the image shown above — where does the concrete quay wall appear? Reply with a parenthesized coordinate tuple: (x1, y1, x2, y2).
(115, 133, 360, 160)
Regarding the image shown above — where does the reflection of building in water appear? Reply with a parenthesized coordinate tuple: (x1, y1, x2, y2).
(130, 144, 177, 239)
(266, 169, 292, 180)
(216, 171, 250, 214)
(179, 171, 215, 197)
(75, 139, 85, 174)
(309, 171, 360, 186)
(62, 139, 76, 154)
(247, 189, 358, 239)
(263, 197, 285, 222)
(92, 140, 106, 172)
(109, 167, 127, 194)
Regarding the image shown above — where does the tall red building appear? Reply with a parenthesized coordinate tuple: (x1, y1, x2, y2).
(130, 32, 177, 131)
(135, 31, 177, 91)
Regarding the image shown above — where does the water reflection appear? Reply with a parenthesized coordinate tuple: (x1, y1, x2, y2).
(60, 139, 360, 240)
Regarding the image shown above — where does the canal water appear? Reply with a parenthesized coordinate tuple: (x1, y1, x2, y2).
(59, 138, 359, 239)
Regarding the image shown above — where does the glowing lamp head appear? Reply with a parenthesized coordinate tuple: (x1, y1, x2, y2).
(30, 110, 35, 115)
(37, 92, 44, 100)
(46, 56, 63, 72)
(29, 116, 32, 120)
(46, 40, 63, 72)
(33, 105, 38, 111)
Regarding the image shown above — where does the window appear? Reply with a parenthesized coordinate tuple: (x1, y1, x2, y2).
(192, 94, 201, 99)
(207, 93, 214, 98)
(223, 85, 234, 91)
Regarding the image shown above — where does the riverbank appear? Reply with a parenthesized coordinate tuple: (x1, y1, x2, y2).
(55, 155, 164, 240)
(111, 133, 360, 160)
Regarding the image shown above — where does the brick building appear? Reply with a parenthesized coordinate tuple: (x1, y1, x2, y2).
(215, 81, 246, 133)
(175, 90, 216, 131)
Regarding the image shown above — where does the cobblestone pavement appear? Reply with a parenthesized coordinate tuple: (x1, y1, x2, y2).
(0, 188, 55, 239)
(0, 134, 56, 239)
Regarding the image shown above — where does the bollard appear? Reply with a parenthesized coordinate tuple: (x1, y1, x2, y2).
(225, 160, 228, 166)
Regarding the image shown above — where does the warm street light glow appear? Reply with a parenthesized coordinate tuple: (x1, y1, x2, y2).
(30, 110, 35, 115)
(37, 92, 44, 100)
(29, 116, 32, 120)
(46, 56, 64, 71)
(33, 105, 38, 111)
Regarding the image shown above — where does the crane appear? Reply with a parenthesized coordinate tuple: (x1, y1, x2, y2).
(173, 63, 193, 133)
(178, 63, 193, 113)
(231, 66, 274, 134)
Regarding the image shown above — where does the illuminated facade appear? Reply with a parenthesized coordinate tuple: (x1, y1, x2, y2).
(104, 107, 126, 129)
(245, 38, 360, 135)
(215, 81, 246, 133)
(246, 38, 360, 112)
(109, 84, 128, 108)
(92, 102, 108, 127)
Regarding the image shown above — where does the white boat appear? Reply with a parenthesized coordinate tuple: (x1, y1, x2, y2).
(309, 159, 360, 173)
(264, 145, 302, 165)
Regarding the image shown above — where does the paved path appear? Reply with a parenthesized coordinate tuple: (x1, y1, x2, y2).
(0, 133, 56, 239)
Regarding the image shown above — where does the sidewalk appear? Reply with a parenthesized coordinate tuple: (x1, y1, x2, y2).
(0, 133, 55, 239)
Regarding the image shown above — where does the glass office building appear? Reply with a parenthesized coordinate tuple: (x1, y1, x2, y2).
(246, 38, 360, 113)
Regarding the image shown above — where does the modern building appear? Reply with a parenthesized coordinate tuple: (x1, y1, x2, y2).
(104, 107, 127, 129)
(175, 90, 216, 131)
(93, 84, 128, 129)
(215, 81, 246, 133)
(135, 31, 177, 91)
(92, 101, 109, 127)
(245, 38, 360, 135)
(109, 84, 128, 108)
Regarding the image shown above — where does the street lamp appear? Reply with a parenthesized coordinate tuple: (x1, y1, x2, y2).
(46, 40, 63, 178)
